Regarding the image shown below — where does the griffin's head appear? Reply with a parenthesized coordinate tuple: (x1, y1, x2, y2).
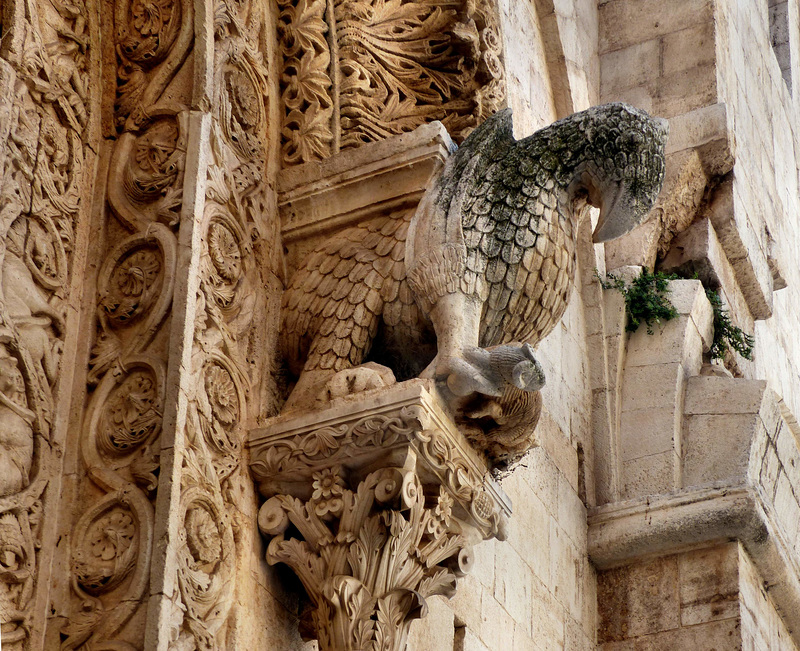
(560, 103, 668, 243)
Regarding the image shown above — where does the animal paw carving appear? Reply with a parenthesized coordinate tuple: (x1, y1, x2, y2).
(317, 363, 397, 403)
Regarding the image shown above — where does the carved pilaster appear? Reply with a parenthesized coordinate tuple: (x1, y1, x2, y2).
(0, 0, 97, 647)
(61, 0, 276, 647)
(59, 0, 188, 641)
(249, 380, 511, 650)
(141, 1, 277, 648)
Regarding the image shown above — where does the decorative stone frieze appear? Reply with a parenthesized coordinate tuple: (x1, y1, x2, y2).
(249, 379, 510, 650)
(276, 0, 506, 166)
(0, 0, 96, 646)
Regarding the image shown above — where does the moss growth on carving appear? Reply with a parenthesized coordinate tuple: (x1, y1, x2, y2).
(705, 288, 755, 361)
(597, 269, 679, 334)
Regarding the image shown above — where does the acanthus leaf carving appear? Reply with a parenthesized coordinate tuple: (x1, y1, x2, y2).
(250, 380, 511, 649)
(259, 462, 476, 651)
(277, 0, 506, 166)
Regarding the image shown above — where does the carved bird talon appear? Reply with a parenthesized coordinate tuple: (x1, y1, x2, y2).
(438, 344, 546, 398)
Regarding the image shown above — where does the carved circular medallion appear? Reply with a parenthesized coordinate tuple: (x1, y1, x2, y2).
(127, 118, 181, 202)
(185, 504, 222, 571)
(208, 222, 241, 283)
(103, 247, 163, 327)
(73, 501, 138, 596)
(176, 488, 234, 615)
(95, 225, 176, 349)
(202, 208, 248, 314)
(98, 368, 162, 458)
(108, 109, 189, 231)
(84, 356, 166, 473)
(204, 362, 239, 427)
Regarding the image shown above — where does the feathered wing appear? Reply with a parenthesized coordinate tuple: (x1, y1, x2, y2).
(282, 209, 419, 375)
(458, 125, 576, 348)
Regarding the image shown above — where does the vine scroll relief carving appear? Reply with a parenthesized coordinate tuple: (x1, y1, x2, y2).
(277, 0, 506, 166)
(60, 0, 191, 646)
(0, 0, 93, 646)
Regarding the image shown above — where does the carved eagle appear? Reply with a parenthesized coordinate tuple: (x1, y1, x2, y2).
(282, 104, 667, 408)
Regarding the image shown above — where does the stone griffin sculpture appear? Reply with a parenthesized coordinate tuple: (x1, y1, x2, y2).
(281, 103, 667, 464)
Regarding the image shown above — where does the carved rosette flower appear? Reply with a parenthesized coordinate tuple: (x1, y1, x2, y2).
(102, 248, 163, 326)
(204, 362, 239, 427)
(202, 213, 249, 316)
(311, 466, 346, 518)
(74, 506, 138, 596)
(208, 222, 241, 284)
(185, 505, 222, 571)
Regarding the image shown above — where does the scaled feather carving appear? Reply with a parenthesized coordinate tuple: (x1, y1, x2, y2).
(282, 103, 668, 464)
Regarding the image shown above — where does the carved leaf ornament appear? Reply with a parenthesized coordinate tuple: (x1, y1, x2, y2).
(261, 466, 469, 651)
(277, 0, 505, 165)
(251, 383, 511, 649)
(0, 0, 95, 643)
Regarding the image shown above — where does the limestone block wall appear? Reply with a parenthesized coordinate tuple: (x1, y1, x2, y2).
(598, 543, 796, 650)
(713, 0, 800, 434)
(599, 0, 717, 118)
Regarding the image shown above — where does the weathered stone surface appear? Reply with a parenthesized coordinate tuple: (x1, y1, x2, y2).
(5, 0, 800, 649)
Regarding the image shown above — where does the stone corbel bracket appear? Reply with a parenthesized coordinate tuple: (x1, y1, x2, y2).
(590, 382, 800, 646)
(277, 123, 455, 273)
(248, 379, 511, 650)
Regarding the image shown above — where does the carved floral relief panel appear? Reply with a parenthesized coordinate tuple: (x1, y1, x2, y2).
(58, 0, 192, 645)
(0, 0, 95, 647)
(160, 0, 274, 647)
(278, 0, 506, 166)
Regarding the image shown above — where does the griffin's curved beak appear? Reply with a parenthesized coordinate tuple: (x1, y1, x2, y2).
(592, 183, 651, 243)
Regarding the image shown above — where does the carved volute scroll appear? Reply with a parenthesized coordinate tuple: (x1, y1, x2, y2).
(0, 0, 95, 646)
(277, 0, 506, 166)
(250, 381, 510, 651)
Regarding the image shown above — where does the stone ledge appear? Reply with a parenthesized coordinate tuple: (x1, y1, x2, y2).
(249, 379, 512, 540)
(277, 123, 454, 270)
(589, 384, 800, 644)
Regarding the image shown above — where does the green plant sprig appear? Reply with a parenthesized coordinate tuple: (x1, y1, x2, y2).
(596, 269, 679, 334)
(705, 288, 755, 361)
